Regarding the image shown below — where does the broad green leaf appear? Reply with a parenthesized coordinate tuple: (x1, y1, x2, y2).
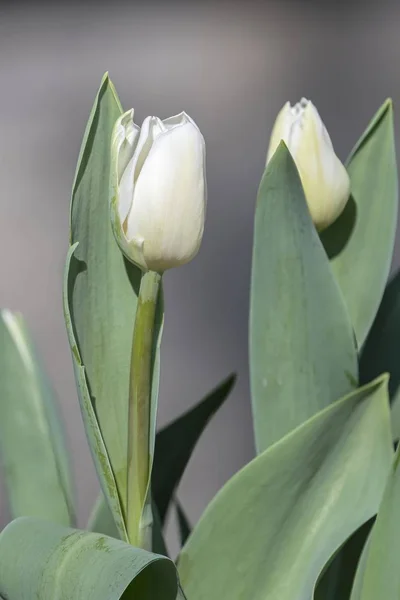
(176, 501, 191, 548)
(321, 100, 398, 347)
(178, 376, 393, 600)
(153, 374, 235, 523)
(0, 517, 178, 600)
(359, 269, 400, 439)
(64, 74, 164, 539)
(249, 142, 357, 453)
(349, 443, 400, 599)
(0, 311, 74, 526)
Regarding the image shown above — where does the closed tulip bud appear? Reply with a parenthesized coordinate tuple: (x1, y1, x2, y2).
(267, 98, 350, 231)
(110, 109, 206, 273)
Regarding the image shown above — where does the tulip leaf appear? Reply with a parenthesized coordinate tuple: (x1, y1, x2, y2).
(153, 373, 236, 523)
(348, 441, 400, 599)
(321, 100, 398, 347)
(359, 269, 400, 439)
(315, 520, 372, 600)
(178, 376, 393, 600)
(0, 517, 178, 600)
(0, 310, 74, 526)
(318, 271, 400, 600)
(64, 73, 164, 540)
(249, 142, 357, 453)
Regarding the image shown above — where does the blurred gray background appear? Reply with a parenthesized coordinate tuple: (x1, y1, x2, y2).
(0, 0, 399, 552)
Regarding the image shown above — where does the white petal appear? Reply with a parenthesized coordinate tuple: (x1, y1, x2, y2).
(126, 120, 206, 271)
(162, 111, 189, 130)
(113, 109, 140, 181)
(266, 102, 293, 163)
(112, 110, 140, 225)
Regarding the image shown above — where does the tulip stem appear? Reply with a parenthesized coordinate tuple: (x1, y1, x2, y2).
(127, 269, 161, 549)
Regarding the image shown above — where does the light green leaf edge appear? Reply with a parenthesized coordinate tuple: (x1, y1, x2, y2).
(322, 100, 398, 347)
(178, 375, 393, 600)
(64, 243, 127, 540)
(0, 310, 74, 526)
(0, 517, 178, 600)
(250, 142, 358, 453)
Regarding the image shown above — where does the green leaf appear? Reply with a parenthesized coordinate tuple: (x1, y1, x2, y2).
(153, 374, 235, 523)
(0, 517, 178, 600)
(63, 74, 164, 540)
(0, 311, 74, 526)
(359, 269, 400, 439)
(321, 100, 398, 347)
(249, 142, 358, 453)
(176, 501, 191, 548)
(178, 376, 393, 600)
(315, 520, 372, 600)
(349, 442, 400, 599)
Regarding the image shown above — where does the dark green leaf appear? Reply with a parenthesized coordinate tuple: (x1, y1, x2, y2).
(153, 374, 235, 523)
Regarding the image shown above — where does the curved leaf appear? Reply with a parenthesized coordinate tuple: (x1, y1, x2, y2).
(0, 517, 177, 600)
(178, 376, 393, 600)
(359, 269, 400, 439)
(64, 74, 164, 539)
(349, 445, 400, 599)
(0, 311, 74, 525)
(322, 100, 398, 346)
(315, 520, 372, 600)
(153, 374, 235, 522)
(249, 142, 357, 453)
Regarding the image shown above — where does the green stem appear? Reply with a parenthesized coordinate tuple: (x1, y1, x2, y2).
(127, 269, 161, 549)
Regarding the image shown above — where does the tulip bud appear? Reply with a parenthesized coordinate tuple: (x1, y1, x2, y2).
(110, 110, 206, 272)
(267, 98, 350, 231)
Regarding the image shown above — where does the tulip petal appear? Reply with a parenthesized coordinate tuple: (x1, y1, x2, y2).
(112, 110, 140, 225)
(266, 101, 291, 162)
(162, 112, 189, 130)
(126, 121, 206, 271)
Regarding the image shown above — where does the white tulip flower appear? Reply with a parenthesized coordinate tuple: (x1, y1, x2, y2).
(110, 110, 206, 272)
(267, 98, 350, 231)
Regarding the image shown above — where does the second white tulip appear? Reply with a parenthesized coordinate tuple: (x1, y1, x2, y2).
(267, 98, 350, 231)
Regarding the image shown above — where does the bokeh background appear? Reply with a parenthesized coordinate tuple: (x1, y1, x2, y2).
(0, 0, 399, 553)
